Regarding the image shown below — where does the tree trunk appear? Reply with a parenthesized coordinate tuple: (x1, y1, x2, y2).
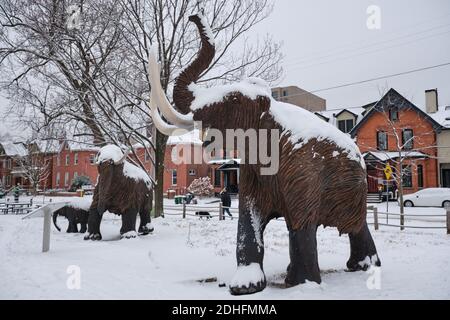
(153, 131, 168, 218)
(398, 156, 405, 231)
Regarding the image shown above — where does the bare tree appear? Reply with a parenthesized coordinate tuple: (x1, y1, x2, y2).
(0, 0, 283, 217)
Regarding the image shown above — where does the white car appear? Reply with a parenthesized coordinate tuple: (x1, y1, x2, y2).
(402, 188, 450, 208)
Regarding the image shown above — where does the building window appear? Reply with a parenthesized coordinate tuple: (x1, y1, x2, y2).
(377, 131, 388, 151)
(272, 91, 279, 99)
(73, 172, 78, 180)
(402, 165, 412, 188)
(64, 172, 69, 187)
(65, 155, 70, 166)
(282, 90, 288, 97)
(89, 154, 95, 164)
(214, 169, 221, 187)
(56, 172, 60, 187)
(7, 159, 12, 169)
(337, 119, 355, 133)
(171, 170, 177, 186)
(417, 165, 424, 188)
(56, 155, 61, 166)
(189, 169, 196, 176)
(389, 107, 399, 121)
(74, 153, 79, 165)
(402, 129, 414, 150)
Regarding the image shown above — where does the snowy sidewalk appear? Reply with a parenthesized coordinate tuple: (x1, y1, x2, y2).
(0, 211, 449, 299)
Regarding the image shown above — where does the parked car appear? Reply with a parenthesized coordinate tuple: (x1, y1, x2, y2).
(402, 188, 450, 208)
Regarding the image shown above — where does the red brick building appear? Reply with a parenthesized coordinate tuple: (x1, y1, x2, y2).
(350, 89, 441, 194)
(52, 141, 100, 190)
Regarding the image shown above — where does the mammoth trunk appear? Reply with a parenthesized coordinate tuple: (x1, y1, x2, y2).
(172, 14, 215, 115)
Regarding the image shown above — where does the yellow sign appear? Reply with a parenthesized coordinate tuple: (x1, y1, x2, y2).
(384, 164, 393, 180)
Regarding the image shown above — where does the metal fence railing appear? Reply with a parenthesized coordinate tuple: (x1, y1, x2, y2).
(367, 206, 450, 233)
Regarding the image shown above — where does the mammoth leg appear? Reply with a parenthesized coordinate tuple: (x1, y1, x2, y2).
(229, 205, 266, 296)
(120, 209, 138, 239)
(347, 222, 381, 271)
(66, 211, 78, 233)
(84, 209, 103, 241)
(138, 210, 153, 236)
(285, 224, 321, 287)
(79, 211, 88, 234)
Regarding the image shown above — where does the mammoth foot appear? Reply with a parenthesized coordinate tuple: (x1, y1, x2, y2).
(229, 263, 266, 296)
(347, 254, 381, 272)
(83, 233, 102, 241)
(138, 223, 154, 236)
(79, 225, 87, 234)
(120, 231, 138, 239)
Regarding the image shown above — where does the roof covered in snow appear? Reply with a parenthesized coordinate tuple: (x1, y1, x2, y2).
(363, 151, 430, 161)
(0, 142, 28, 157)
(430, 106, 450, 129)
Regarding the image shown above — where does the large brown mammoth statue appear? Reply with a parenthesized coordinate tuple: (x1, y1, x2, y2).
(148, 12, 380, 295)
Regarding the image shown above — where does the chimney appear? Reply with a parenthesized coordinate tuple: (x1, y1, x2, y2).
(425, 89, 438, 114)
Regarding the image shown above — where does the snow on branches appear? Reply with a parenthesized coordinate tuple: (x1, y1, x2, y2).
(188, 177, 214, 197)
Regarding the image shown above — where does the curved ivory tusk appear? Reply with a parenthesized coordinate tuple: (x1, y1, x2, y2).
(148, 46, 194, 129)
(149, 90, 191, 137)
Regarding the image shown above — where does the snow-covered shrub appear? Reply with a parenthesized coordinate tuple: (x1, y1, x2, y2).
(188, 177, 214, 197)
(70, 175, 92, 192)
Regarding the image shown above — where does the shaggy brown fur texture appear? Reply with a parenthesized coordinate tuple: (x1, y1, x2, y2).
(194, 95, 367, 234)
(172, 14, 367, 235)
(90, 161, 152, 216)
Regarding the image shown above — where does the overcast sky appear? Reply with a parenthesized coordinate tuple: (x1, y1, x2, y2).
(1, 0, 450, 138)
(255, 0, 450, 109)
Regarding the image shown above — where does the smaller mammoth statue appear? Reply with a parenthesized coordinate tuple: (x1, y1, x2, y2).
(53, 205, 89, 233)
(84, 145, 154, 241)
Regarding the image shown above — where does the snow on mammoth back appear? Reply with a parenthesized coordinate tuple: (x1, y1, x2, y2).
(269, 99, 365, 169)
(96, 145, 152, 188)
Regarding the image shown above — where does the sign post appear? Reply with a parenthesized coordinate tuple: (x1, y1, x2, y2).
(23, 202, 68, 253)
(384, 164, 393, 213)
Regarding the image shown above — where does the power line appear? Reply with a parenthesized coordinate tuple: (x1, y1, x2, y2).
(285, 23, 450, 69)
(283, 11, 450, 66)
(275, 61, 450, 101)
(287, 29, 450, 71)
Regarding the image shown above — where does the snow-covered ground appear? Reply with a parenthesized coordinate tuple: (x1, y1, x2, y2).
(0, 197, 449, 300)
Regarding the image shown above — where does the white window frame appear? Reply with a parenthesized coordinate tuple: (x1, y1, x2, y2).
(64, 172, 69, 187)
(74, 153, 79, 165)
(56, 172, 60, 187)
(65, 154, 70, 166)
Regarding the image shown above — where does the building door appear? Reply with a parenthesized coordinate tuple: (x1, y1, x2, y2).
(442, 169, 450, 187)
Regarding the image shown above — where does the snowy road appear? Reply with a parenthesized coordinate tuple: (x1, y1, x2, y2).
(1, 203, 449, 300)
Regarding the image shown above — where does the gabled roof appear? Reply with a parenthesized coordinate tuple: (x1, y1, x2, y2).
(334, 109, 359, 118)
(349, 88, 442, 138)
(0, 142, 28, 157)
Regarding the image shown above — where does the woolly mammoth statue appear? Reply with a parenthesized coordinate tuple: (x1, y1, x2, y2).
(84, 145, 154, 241)
(148, 12, 380, 295)
(53, 205, 89, 233)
